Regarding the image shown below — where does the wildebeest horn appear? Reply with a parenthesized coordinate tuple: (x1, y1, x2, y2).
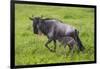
(32, 15, 34, 17)
(40, 15, 44, 18)
(29, 17, 33, 20)
(29, 15, 34, 20)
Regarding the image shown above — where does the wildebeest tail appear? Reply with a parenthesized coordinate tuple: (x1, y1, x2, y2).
(75, 29, 85, 51)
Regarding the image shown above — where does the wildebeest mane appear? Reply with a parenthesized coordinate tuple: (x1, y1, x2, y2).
(42, 18, 63, 23)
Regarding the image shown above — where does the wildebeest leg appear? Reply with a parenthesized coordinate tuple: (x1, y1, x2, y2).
(45, 39, 54, 52)
(53, 40, 56, 52)
(68, 44, 74, 57)
(63, 43, 67, 57)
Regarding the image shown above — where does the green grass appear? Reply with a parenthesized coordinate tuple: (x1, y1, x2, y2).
(15, 4, 95, 65)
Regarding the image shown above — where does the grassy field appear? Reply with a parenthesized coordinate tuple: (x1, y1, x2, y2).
(15, 4, 95, 65)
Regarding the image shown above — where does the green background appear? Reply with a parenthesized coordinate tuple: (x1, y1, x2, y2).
(15, 4, 95, 65)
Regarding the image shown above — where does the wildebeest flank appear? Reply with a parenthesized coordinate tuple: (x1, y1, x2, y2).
(29, 16, 85, 53)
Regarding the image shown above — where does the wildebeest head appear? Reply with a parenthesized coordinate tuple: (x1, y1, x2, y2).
(29, 16, 43, 34)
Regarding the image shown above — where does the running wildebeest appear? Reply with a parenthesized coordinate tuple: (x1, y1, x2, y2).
(29, 16, 85, 53)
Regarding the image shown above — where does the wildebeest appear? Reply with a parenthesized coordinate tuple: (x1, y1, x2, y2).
(29, 16, 85, 53)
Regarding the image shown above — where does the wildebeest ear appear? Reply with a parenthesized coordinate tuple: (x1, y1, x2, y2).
(29, 17, 33, 20)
